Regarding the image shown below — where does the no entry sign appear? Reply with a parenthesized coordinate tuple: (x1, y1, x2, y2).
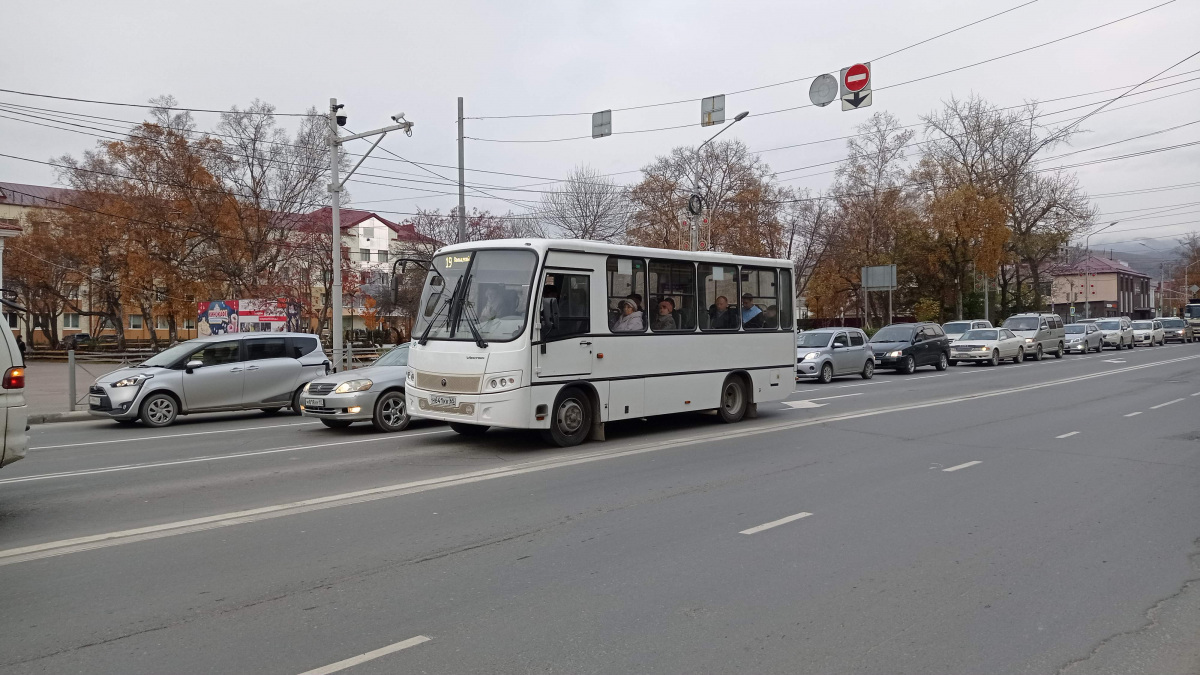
(843, 63, 870, 92)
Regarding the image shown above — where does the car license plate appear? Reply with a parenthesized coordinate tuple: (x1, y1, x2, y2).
(305, 398, 324, 408)
(89, 395, 101, 406)
(430, 394, 457, 407)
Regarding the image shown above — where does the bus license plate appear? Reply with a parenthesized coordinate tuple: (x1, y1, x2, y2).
(430, 394, 457, 407)
(305, 398, 324, 408)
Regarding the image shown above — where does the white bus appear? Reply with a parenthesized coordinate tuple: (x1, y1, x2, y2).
(404, 239, 797, 446)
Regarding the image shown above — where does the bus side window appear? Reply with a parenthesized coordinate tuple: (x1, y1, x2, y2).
(778, 269, 794, 331)
(606, 256, 646, 333)
(740, 266, 778, 330)
(648, 259, 697, 331)
(543, 273, 590, 339)
(699, 263, 739, 331)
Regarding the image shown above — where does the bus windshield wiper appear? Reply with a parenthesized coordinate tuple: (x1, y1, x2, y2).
(417, 276, 461, 346)
(454, 274, 489, 349)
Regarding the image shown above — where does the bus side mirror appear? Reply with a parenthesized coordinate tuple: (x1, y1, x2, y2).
(540, 297, 560, 334)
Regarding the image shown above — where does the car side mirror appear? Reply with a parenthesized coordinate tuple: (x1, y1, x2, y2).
(185, 360, 202, 373)
(540, 297, 560, 334)
(832, 342, 845, 349)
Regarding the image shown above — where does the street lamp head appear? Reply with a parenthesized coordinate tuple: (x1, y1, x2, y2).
(734, 111, 749, 122)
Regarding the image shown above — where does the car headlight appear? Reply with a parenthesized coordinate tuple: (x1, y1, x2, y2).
(802, 352, 819, 361)
(887, 350, 903, 357)
(405, 370, 415, 384)
(1024, 338, 1034, 343)
(113, 374, 152, 387)
(976, 346, 990, 351)
(485, 371, 522, 393)
(333, 379, 372, 393)
(303, 381, 312, 394)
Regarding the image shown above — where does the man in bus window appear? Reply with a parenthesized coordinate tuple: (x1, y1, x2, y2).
(762, 304, 779, 329)
(741, 293, 764, 328)
(652, 297, 677, 331)
(709, 296, 738, 329)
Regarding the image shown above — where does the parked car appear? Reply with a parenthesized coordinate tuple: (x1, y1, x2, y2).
(1095, 317, 1135, 350)
(1158, 317, 1194, 343)
(1131, 320, 1165, 347)
(88, 333, 330, 427)
(949, 328, 1026, 366)
(0, 323, 28, 471)
(796, 328, 874, 383)
(63, 333, 94, 350)
(301, 342, 412, 431)
(942, 320, 993, 343)
(868, 322, 951, 374)
(1064, 323, 1103, 353)
(1001, 313, 1066, 360)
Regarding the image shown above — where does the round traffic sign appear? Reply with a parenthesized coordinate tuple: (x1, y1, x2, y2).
(809, 74, 838, 107)
(844, 63, 870, 92)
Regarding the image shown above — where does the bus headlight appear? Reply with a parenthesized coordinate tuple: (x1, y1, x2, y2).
(405, 370, 415, 385)
(485, 371, 522, 393)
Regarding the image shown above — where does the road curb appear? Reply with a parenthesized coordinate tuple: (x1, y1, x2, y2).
(28, 411, 93, 425)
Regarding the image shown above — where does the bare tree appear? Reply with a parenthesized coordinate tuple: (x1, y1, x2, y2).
(535, 165, 629, 242)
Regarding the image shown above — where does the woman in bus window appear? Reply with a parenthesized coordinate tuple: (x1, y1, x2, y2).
(652, 297, 677, 331)
(612, 299, 644, 332)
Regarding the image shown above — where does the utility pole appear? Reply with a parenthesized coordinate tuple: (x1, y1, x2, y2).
(457, 97, 466, 243)
(328, 99, 414, 371)
(983, 272, 989, 323)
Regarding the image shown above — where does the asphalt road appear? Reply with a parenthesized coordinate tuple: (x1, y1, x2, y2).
(1, 342, 1199, 674)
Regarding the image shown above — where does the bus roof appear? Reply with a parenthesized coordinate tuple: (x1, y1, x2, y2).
(434, 238, 794, 268)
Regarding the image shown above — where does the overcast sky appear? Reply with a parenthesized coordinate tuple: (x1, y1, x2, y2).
(4, 0, 1198, 257)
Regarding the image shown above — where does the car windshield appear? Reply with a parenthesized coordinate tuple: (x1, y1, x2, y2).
(1065, 325, 1086, 334)
(961, 329, 998, 341)
(1096, 320, 1121, 330)
(1131, 321, 1153, 330)
(1160, 318, 1185, 328)
(871, 325, 916, 342)
(412, 249, 538, 343)
(1002, 317, 1040, 331)
(797, 332, 833, 348)
(372, 345, 410, 367)
(140, 341, 207, 368)
(943, 322, 972, 334)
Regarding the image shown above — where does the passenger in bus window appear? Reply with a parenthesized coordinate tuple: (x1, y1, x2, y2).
(479, 286, 505, 322)
(628, 293, 644, 312)
(709, 296, 738, 329)
(762, 304, 779, 329)
(652, 297, 677, 331)
(612, 299, 644, 332)
(741, 293, 764, 328)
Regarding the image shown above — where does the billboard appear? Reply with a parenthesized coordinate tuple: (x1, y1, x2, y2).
(197, 299, 304, 336)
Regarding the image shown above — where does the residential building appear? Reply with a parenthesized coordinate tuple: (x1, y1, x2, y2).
(1048, 255, 1152, 320)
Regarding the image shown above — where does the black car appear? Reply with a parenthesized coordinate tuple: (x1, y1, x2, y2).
(868, 322, 951, 374)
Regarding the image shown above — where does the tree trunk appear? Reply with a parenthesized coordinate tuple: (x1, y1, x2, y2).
(167, 315, 179, 344)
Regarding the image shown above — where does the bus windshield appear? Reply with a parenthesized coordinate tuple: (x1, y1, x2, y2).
(1186, 305, 1200, 319)
(412, 249, 538, 343)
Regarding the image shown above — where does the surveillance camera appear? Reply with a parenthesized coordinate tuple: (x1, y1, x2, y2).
(391, 112, 406, 123)
(336, 110, 348, 127)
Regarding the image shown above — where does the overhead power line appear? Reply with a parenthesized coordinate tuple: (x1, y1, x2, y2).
(0, 89, 316, 117)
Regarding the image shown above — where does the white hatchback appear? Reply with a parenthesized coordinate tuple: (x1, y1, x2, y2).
(1131, 320, 1165, 346)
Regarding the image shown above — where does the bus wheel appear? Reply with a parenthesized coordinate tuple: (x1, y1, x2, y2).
(542, 387, 591, 447)
(717, 375, 748, 424)
(450, 422, 490, 436)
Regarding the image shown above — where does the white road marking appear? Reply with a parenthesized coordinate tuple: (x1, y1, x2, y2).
(908, 373, 949, 380)
(5, 352, 1199, 567)
(30, 421, 321, 450)
(740, 511, 812, 535)
(1056, 431, 1080, 439)
(1191, 392, 1200, 397)
(297, 636, 430, 675)
(0, 429, 454, 485)
(942, 461, 981, 472)
(784, 393, 862, 409)
(1103, 359, 1127, 364)
(1124, 412, 1143, 417)
(1150, 398, 1185, 410)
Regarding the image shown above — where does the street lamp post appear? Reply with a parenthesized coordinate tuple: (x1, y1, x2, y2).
(1082, 221, 1119, 320)
(690, 111, 749, 252)
(328, 99, 414, 372)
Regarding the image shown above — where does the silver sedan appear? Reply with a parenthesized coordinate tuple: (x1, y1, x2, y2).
(301, 343, 412, 432)
(1065, 323, 1103, 353)
(949, 328, 1026, 366)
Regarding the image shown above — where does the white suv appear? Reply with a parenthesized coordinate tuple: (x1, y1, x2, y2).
(1095, 317, 1135, 350)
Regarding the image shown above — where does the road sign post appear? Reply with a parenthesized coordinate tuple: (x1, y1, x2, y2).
(840, 62, 873, 111)
(862, 264, 897, 325)
(701, 95, 725, 127)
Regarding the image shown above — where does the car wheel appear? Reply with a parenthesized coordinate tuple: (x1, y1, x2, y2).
(540, 386, 591, 446)
(1054, 342, 1064, 358)
(935, 352, 949, 371)
(260, 407, 283, 415)
(818, 362, 833, 384)
(1033, 345, 1043, 361)
(1127, 338, 1134, 350)
(716, 375, 748, 424)
(291, 387, 305, 414)
(320, 419, 352, 429)
(139, 392, 178, 428)
(1013, 348, 1024, 364)
(900, 355, 916, 374)
(371, 391, 410, 432)
(861, 360, 874, 380)
(988, 350, 999, 367)
(451, 422, 490, 436)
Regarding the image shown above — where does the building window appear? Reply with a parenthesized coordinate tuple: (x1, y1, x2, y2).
(156, 316, 169, 330)
(64, 313, 80, 329)
(129, 315, 143, 329)
(7, 313, 18, 329)
(377, 250, 389, 264)
(360, 249, 370, 262)
(184, 318, 196, 330)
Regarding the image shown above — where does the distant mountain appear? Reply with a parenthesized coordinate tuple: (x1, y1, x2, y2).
(1064, 244, 1182, 279)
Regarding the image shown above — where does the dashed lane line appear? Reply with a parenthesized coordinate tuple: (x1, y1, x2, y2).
(1150, 398, 1185, 410)
(297, 636, 431, 675)
(1056, 431, 1081, 439)
(943, 461, 982, 472)
(1125, 412, 1143, 417)
(30, 420, 322, 451)
(739, 512, 812, 535)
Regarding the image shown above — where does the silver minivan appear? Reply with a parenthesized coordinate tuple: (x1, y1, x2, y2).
(796, 328, 874, 383)
(89, 333, 330, 427)
(1001, 313, 1066, 360)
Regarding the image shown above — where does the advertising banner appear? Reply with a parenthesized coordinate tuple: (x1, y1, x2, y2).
(197, 299, 304, 336)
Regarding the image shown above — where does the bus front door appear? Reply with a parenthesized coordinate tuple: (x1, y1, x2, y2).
(537, 272, 593, 378)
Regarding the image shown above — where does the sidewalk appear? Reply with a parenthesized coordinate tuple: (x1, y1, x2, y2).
(24, 359, 124, 421)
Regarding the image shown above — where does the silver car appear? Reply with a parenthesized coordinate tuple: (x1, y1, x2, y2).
(796, 328, 874, 383)
(943, 319, 993, 343)
(1095, 317, 1135, 350)
(89, 333, 330, 427)
(1132, 320, 1165, 346)
(1065, 323, 1103, 353)
(949, 328, 1026, 366)
(301, 343, 412, 432)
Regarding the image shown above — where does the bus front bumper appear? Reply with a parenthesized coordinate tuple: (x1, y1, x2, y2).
(407, 386, 533, 429)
